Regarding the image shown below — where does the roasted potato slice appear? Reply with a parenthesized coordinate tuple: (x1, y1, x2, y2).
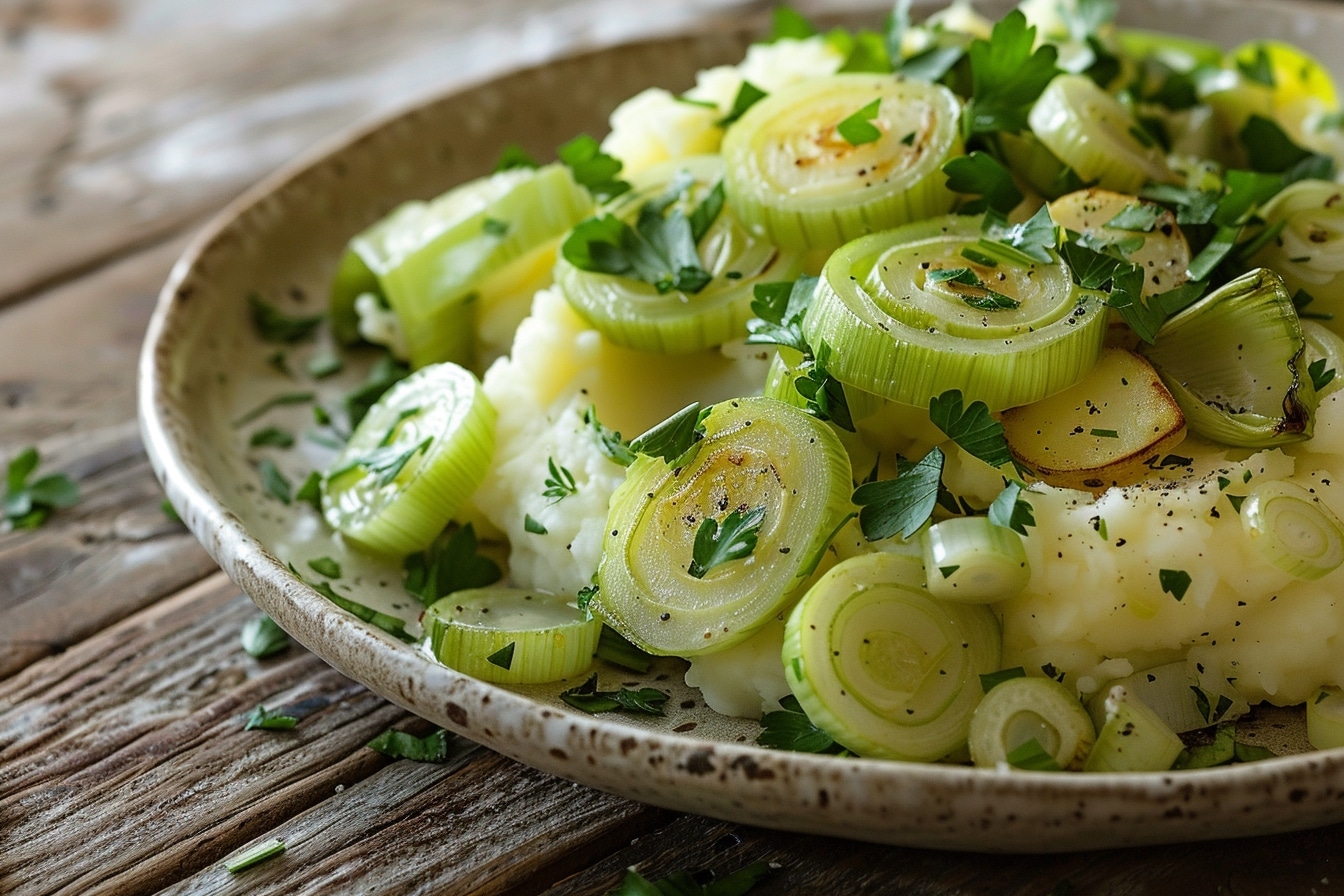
(1001, 348, 1186, 493)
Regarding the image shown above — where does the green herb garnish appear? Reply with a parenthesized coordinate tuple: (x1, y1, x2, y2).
(244, 704, 299, 731)
(757, 693, 848, 754)
(367, 727, 455, 762)
(688, 505, 766, 578)
(543, 457, 578, 504)
(487, 642, 516, 670)
(929, 389, 1015, 468)
(852, 447, 945, 541)
(557, 133, 631, 202)
(3, 447, 79, 529)
(561, 673, 670, 715)
(989, 480, 1036, 536)
(1160, 568, 1192, 601)
(836, 98, 883, 146)
(224, 838, 286, 874)
(240, 613, 290, 659)
(248, 293, 323, 343)
(250, 426, 295, 448)
(403, 523, 502, 607)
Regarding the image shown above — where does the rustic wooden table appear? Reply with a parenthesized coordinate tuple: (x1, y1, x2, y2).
(4, 1, 1344, 893)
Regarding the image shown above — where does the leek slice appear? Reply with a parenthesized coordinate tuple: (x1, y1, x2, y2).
(594, 397, 853, 656)
(1307, 687, 1344, 751)
(920, 516, 1030, 604)
(1246, 180, 1344, 321)
(968, 676, 1095, 770)
(556, 156, 803, 353)
(781, 553, 1001, 762)
(1239, 479, 1344, 580)
(802, 214, 1108, 410)
(1082, 685, 1184, 772)
(1141, 267, 1316, 447)
(721, 74, 963, 253)
(332, 164, 592, 368)
(322, 363, 495, 555)
(424, 589, 600, 684)
(1029, 74, 1177, 193)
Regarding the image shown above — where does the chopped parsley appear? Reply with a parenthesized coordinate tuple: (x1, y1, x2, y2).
(240, 613, 290, 659)
(307, 556, 342, 579)
(628, 402, 709, 465)
(328, 438, 431, 488)
(961, 10, 1060, 138)
(487, 642, 516, 670)
(306, 352, 343, 379)
(688, 505, 766, 578)
(249, 426, 295, 449)
(757, 694, 848, 754)
(1006, 737, 1062, 771)
(584, 405, 638, 467)
(942, 152, 1024, 216)
(244, 704, 299, 731)
(980, 666, 1027, 693)
(556, 133, 630, 202)
(988, 480, 1036, 536)
(258, 459, 292, 504)
(482, 217, 510, 237)
(233, 391, 315, 428)
(542, 457, 578, 504)
(493, 143, 539, 172)
(836, 98, 883, 146)
(248, 293, 323, 343)
(929, 389, 1015, 468)
(296, 568, 416, 643)
(403, 524, 502, 607)
(852, 447, 945, 541)
(367, 727, 456, 762)
(1159, 568, 1192, 601)
(524, 513, 548, 535)
(718, 80, 767, 126)
(295, 471, 323, 511)
(560, 674, 670, 715)
(1310, 357, 1337, 394)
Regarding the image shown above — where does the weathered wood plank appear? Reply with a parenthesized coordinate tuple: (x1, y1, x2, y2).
(0, 0, 773, 307)
(538, 810, 1344, 896)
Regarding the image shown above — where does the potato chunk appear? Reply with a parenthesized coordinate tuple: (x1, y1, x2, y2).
(1001, 348, 1186, 492)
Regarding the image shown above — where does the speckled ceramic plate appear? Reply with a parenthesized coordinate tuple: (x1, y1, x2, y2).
(140, 0, 1344, 852)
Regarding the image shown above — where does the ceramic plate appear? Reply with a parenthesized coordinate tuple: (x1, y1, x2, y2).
(139, 0, 1344, 852)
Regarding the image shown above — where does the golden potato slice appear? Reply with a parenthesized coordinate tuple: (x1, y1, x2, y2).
(1001, 348, 1186, 493)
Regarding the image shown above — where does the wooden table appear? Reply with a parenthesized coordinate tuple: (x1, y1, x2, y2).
(3, 1, 1344, 893)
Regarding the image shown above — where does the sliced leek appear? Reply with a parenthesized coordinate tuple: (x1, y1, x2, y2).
(920, 516, 1030, 603)
(1082, 685, 1185, 772)
(594, 397, 853, 656)
(556, 156, 803, 353)
(968, 676, 1095, 770)
(1029, 74, 1177, 193)
(782, 553, 1001, 761)
(1307, 687, 1344, 750)
(1246, 180, 1344, 321)
(333, 164, 593, 368)
(722, 74, 963, 253)
(424, 588, 600, 684)
(802, 214, 1108, 410)
(1141, 267, 1317, 447)
(1239, 479, 1344, 580)
(322, 363, 495, 555)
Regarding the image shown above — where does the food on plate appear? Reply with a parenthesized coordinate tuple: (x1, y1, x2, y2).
(274, 0, 1344, 771)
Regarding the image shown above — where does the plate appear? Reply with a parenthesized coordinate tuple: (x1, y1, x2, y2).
(139, 0, 1344, 852)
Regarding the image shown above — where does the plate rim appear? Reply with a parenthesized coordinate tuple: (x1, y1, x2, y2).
(137, 5, 1344, 853)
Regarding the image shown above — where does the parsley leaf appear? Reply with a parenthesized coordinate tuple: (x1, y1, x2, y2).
(596, 625, 654, 673)
(745, 276, 818, 354)
(249, 426, 295, 448)
(718, 80, 767, 126)
(295, 471, 323, 511)
(240, 613, 290, 659)
(1160, 568, 1192, 601)
(561, 674, 670, 715)
(793, 341, 855, 431)
(852, 447, 944, 541)
(1310, 357, 1337, 394)
(3, 447, 79, 529)
(403, 523, 503, 606)
(307, 556, 342, 579)
(1240, 114, 1333, 176)
(524, 513, 548, 535)
(929, 389, 1014, 468)
(980, 666, 1027, 693)
(962, 11, 1060, 137)
(556, 134, 630, 202)
(487, 642, 516, 670)
(493, 143, 539, 172)
(542, 456, 578, 504)
(244, 704, 298, 731)
(836, 98, 883, 146)
(583, 405, 637, 467)
(366, 727, 455, 762)
(1104, 202, 1164, 232)
(982, 204, 1058, 264)
(768, 6, 815, 41)
(688, 505, 766, 578)
(258, 459, 292, 505)
(629, 402, 709, 465)
(248, 293, 323, 343)
(942, 152, 1024, 216)
(344, 353, 410, 429)
(757, 694, 847, 754)
(988, 480, 1036, 536)
(232, 391, 315, 428)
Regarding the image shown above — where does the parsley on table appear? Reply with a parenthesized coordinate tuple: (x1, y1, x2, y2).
(961, 11, 1060, 138)
(757, 694, 848, 754)
(244, 704, 298, 731)
(560, 174, 724, 295)
(561, 674, 670, 715)
(608, 861, 773, 896)
(241, 613, 290, 659)
(367, 727, 456, 762)
(248, 293, 323, 343)
(988, 480, 1036, 536)
(852, 447, 945, 541)
(3, 447, 79, 529)
(688, 505, 766, 579)
(403, 523, 502, 607)
(557, 133, 631, 202)
(542, 457, 578, 504)
(836, 98, 883, 146)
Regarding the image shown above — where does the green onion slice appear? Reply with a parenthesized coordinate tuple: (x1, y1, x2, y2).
(1141, 267, 1316, 447)
(921, 516, 1031, 604)
(424, 588, 600, 684)
(1239, 479, 1344, 580)
(331, 164, 592, 367)
(968, 676, 1095, 770)
(594, 397, 853, 656)
(782, 553, 1001, 762)
(1028, 74, 1177, 193)
(722, 73, 963, 254)
(802, 214, 1108, 410)
(322, 363, 495, 555)
(556, 156, 803, 353)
